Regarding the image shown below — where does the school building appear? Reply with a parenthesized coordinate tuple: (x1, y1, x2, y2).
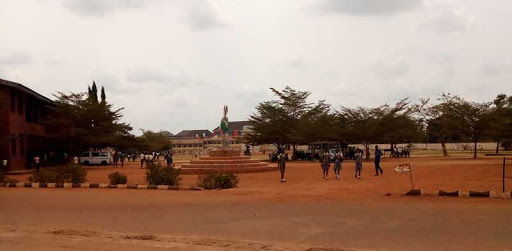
(0, 78, 54, 171)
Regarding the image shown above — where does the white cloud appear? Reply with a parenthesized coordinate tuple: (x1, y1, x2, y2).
(184, 0, 230, 31)
(1, 0, 511, 134)
(420, 2, 474, 33)
(0, 51, 31, 66)
(61, 0, 150, 17)
(316, 0, 423, 15)
(371, 59, 410, 80)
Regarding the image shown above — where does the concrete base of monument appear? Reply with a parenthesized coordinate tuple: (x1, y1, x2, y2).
(180, 149, 276, 174)
(179, 165, 277, 175)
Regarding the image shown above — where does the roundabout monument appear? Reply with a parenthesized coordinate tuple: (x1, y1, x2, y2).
(180, 106, 275, 174)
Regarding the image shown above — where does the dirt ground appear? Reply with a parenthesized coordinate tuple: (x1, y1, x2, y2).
(7, 155, 512, 200)
(2, 156, 512, 250)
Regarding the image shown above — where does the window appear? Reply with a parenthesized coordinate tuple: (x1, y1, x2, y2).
(10, 91, 16, 113)
(91, 152, 100, 157)
(19, 134, 24, 155)
(25, 99, 32, 123)
(81, 153, 89, 157)
(11, 134, 16, 156)
(18, 93, 23, 115)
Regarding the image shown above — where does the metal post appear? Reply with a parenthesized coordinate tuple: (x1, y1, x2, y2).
(409, 164, 414, 189)
(503, 157, 506, 193)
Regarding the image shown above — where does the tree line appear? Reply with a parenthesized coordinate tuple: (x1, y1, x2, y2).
(44, 82, 171, 156)
(247, 87, 512, 159)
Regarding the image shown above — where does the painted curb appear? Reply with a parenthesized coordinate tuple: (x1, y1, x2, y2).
(439, 190, 459, 197)
(405, 189, 422, 196)
(405, 189, 511, 199)
(469, 191, 491, 198)
(0, 182, 203, 191)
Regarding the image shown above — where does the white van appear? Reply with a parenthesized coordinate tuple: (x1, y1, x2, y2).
(79, 151, 112, 165)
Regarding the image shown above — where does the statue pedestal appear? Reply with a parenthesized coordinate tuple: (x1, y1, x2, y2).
(208, 149, 240, 157)
(180, 149, 276, 174)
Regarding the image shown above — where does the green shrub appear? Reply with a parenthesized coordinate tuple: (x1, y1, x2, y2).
(197, 173, 240, 190)
(145, 162, 181, 186)
(5, 178, 18, 183)
(108, 171, 128, 185)
(28, 164, 87, 183)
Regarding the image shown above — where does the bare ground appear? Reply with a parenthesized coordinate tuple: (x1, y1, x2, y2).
(2, 156, 512, 250)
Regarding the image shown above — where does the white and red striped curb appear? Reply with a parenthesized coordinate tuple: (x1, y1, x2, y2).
(405, 189, 511, 198)
(0, 182, 203, 191)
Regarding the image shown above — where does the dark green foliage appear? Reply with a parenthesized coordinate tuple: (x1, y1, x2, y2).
(247, 86, 333, 159)
(108, 171, 128, 185)
(145, 162, 181, 186)
(137, 130, 173, 152)
(197, 173, 240, 190)
(100, 86, 106, 104)
(91, 81, 98, 103)
(28, 164, 87, 183)
(44, 81, 133, 153)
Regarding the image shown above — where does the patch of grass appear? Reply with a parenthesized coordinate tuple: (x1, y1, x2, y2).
(197, 173, 239, 190)
(108, 171, 127, 185)
(145, 162, 181, 186)
(51, 229, 97, 237)
(124, 235, 158, 241)
(28, 164, 87, 183)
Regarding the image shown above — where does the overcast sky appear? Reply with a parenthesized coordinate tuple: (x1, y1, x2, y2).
(1, 0, 511, 135)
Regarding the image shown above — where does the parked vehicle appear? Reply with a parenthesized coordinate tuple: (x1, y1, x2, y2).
(79, 151, 112, 165)
(294, 150, 312, 160)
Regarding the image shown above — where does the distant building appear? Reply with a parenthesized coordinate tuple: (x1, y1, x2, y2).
(170, 130, 212, 154)
(0, 78, 54, 171)
(160, 130, 174, 137)
(212, 121, 252, 138)
(174, 129, 212, 138)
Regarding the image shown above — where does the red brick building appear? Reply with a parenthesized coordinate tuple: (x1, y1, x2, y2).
(212, 121, 252, 138)
(0, 78, 53, 171)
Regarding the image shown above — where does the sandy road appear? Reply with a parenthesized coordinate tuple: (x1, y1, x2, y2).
(1, 189, 512, 250)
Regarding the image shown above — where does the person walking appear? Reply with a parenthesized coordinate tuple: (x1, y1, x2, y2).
(279, 153, 287, 182)
(120, 152, 125, 167)
(34, 155, 41, 172)
(333, 150, 343, 179)
(166, 152, 173, 167)
(140, 153, 145, 169)
(355, 149, 363, 179)
(2, 159, 7, 172)
(321, 151, 330, 179)
(113, 152, 118, 168)
(374, 145, 383, 176)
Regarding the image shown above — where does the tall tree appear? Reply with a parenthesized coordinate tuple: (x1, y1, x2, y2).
(428, 94, 469, 156)
(137, 130, 173, 152)
(44, 85, 133, 155)
(100, 86, 106, 104)
(336, 98, 420, 160)
(90, 81, 98, 104)
(247, 86, 328, 159)
(489, 94, 512, 153)
(459, 101, 493, 158)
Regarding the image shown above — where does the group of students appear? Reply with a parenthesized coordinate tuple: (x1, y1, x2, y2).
(138, 152, 174, 169)
(278, 145, 385, 182)
(321, 145, 384, 179)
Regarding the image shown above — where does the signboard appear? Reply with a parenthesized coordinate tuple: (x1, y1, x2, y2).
(394, 163, 411, 173)
(394, 163, 414, 189)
